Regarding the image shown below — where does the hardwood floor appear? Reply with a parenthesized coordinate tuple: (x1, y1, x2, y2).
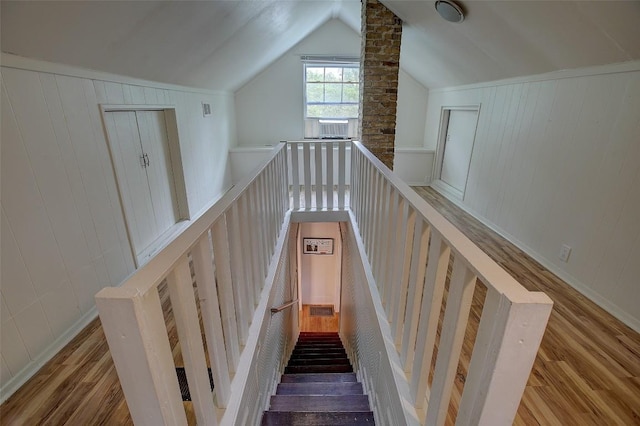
(0, 281, 196, 425)
(413, 186, 640, 425)
(300, 304, 340, 333)
(2, 187, 639, 425)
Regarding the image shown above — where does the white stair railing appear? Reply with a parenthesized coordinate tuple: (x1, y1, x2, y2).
(287, 140, 349, 210)
(95, 143, 289, 425)
(346, 141, 553, 425)
(96, 139, 552, 426)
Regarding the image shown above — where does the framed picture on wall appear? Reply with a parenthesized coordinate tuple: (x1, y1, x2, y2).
(303, 238, 334, 255)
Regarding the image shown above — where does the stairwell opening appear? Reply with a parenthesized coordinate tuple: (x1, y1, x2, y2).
(296, 222, 343, 333)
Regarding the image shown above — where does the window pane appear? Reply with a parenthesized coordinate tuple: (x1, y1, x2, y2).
(306, 83, 324, 103)
(304, 63, 360, 120)
(343, 83, 359, 102)
(343, 67, 359, 82)
(306, 67, 324, 82)
(325, 67, 342, 82)
(325, 83, 342, 102)
(307, 104, 358, 119)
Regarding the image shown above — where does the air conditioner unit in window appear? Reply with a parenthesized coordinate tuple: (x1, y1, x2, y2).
(319, 119, 349, 139)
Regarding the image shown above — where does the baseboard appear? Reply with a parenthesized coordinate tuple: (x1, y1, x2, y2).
(429, 186, 640, 334)
(0, 307, 99, 404)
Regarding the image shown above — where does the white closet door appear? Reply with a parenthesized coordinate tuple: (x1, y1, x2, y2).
(440, 109, 478, 195)
(104, 111, 158, 255)
(136, 111, 179, 235)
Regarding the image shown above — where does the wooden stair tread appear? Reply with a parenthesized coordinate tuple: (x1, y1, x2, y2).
(280, 373, 357, 383)
(262, 334, 374, 425)
(269, 395, 370, 412)
(298, 332, 339, 337)
(287, 358, 350, 366)
(284, 365, 353, 374)
(294, 344, 344, 349)
(261, 411, 374, 425)
(290, 351, 347, 358)
(276, 382, 363, 395)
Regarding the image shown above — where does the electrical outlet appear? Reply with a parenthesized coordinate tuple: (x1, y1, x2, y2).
(559, 244, 572, 263)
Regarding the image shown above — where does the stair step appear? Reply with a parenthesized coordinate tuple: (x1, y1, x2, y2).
(290, 352, 347, 359)
(269, 395, 370, 412)
(276, 382, 363, 395)
(261, 411, 374, 425)
(287, 357, 350, 366)
(280, 373, 357, 383)
(295, 342, 344, 349)
(299, 332, 339, 337)
(298, 336, 342, 342)
(285, 365, 353, 374)
(292, 347, 346, 353)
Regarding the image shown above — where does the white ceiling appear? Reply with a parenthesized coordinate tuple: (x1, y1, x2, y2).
(2, 1, 639, 91)
(389, 0, 640, 88)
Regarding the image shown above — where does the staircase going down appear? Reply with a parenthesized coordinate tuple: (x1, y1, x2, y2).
(261, 332, 375, 425)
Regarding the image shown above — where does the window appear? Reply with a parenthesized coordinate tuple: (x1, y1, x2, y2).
(304, 63, 359, 119)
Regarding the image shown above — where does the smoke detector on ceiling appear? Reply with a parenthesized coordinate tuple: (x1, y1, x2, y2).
(435, 0, 465, 23)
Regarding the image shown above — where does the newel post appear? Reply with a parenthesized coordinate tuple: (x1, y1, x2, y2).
(95, 287, 187, 426)
(456, 289, 553, 425)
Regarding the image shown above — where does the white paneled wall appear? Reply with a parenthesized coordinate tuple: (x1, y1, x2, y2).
(0, 55, 234, 400)
(424, 62, 640, 330)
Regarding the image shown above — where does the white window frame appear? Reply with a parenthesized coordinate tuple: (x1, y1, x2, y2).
(303, 59, 360, 120)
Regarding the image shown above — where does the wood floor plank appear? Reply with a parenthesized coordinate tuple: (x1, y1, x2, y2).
(300, 304, 340, 333)
(412, 186, 640, 425)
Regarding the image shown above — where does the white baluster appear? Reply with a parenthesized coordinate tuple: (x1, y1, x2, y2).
(393, 205, 416, 346)
(401, 219, 431, 371)
(227, 206, 249, 344)
(303, 143, 312, 209)
(381, 189, 400, 309)
(411, 233, 450, 408)
(166, 256, 218, 425)
(326, 141, 334, 209)
(290, 142, 300, 210)
(315, 141, 323, 208)
(191, 236, 231, 407)
(211, 217, 240, 371)
(338, 141, 346, 209)
(238, 194, 257, 308)
(424, 257, 476, 426)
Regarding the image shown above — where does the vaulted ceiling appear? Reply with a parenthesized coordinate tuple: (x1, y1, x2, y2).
(2, 1, 639, 91)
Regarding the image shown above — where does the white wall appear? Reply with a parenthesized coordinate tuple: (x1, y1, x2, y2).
(0, 54, 235, 400)
(298, 222, 342, 310)
(235, 19, 360, 147)
(234, 18, 429, 149)
(424, 62, 640, 331)
(396, 69, 428, 148)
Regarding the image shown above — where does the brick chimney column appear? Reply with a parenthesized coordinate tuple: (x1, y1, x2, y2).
(359, 0, 402, 170)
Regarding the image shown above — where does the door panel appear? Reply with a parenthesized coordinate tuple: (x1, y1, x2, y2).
(104, 111, 158, 255)
(440, 110, 478, 194)
(136, 110, 179, 234)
